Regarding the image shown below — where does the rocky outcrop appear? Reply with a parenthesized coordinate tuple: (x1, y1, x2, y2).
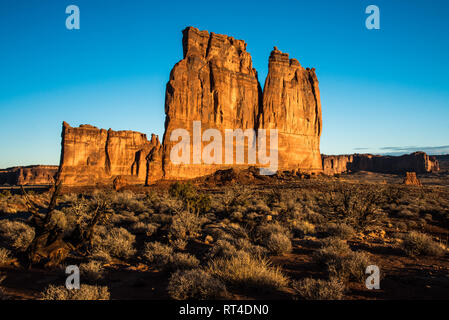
(322, 155, 354, 175)
(322, 152, 439, 175)
(162, 27, 323, 179)
(162, 27, 261, 179)
(0, 165, 58, 185)
(403, 172, 422, 186)
(57, 27, 324, 186)
(260, 47, 322, 172)
(57, 122, 162, 186)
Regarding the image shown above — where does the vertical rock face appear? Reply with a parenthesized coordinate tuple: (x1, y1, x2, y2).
(162, 27, 261, 179)
(260, 47, 323, 172)
(58, 122, 162, 185)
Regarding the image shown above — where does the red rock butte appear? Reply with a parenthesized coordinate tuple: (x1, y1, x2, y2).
(55, 27, 439, 186)
(57, 26, 323, 186)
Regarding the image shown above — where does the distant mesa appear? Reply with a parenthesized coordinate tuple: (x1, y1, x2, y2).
(0, 165, 58, 186)
(322, 152, 439, 176)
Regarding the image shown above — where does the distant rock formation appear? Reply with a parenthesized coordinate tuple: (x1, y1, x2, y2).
(0, 165, 58, 185)
(57, 122, 162, 186)
(433, 155, 449, 171)
(322, 152, 439, 175)
(403, 172, 422, 186)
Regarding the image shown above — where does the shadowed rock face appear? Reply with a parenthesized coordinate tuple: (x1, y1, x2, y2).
(0, 165, 59, 185)
(57, 122, 162, 186)
(322, 152, 440, 175)
(260, 47, 322, 172)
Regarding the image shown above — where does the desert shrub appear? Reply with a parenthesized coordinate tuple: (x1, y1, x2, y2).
(0, 248, 11, 264)
(169, 182, 211, 214)
(143, 242, 173, 266)
(314, 238, 370, 281)
(208, 250, 288, 292)
(292, 277, 345, 300)
(130, 221, 158, 235)
(169, 211, 206, 240)
(143, 242, 199, 271)
(80, 261, 104, 282)
(264, 233, 292, 255)
(90, 249, 112, 264)
(41, 284, 110, 300)
(292, 220, 315, 238)
(171, 239, 188, 250)
(401, 231, 445, 257)
(167, 269, 227, 300)
(46, 210, 67, 231)
(92, 226, 136, 259)
(322, 183, 382, 230)
(0, 220, 35, 251)
(319, 223, 355, 240)
(208, 238, 266, 259)
(170, 252, 200, 271)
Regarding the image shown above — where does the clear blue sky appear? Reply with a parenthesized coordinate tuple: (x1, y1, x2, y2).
(1, 0, 448, 168)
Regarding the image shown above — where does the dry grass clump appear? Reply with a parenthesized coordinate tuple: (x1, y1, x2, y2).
(319, 222, 355, 240)
(143, 242, 199, 271)
(292, 277, 345, 300)
(167, 269, 227, 300)
(41, 284, 110, 300)
(314, 238, 370, 281)
(264, 233, 292, 255)
(0, 248, 11, 264)
(401, 231, 446, 257)
(257, 222, 292, 255)
(0, 220, 35, 251)
(169, 211, 207, 240)
(92, 226, 136, 259)
(207, 250, 288, 292)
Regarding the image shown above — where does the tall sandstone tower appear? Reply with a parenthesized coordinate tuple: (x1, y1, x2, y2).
(162, 27, 323, 179)
(162, 27, 262, 179)
(260, 47, 323, 172)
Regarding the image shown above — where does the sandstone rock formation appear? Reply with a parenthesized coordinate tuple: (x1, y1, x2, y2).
(260, 47, 322, 172)
(162, 27, 323, 179)
(57, 27, 324, 186)
(162, 26, 261, 179)
(0, 165, 58, 185)
(57, 122, 162, 186)
(403, 172, 422, 186)
(322, 152, 439, 175)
